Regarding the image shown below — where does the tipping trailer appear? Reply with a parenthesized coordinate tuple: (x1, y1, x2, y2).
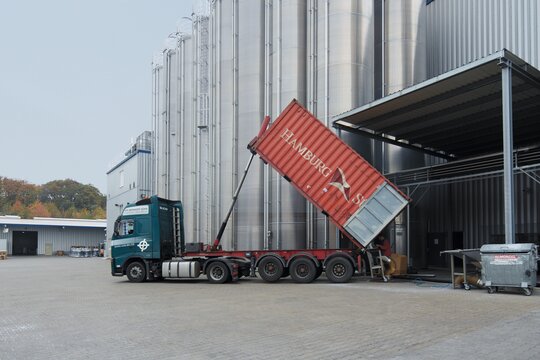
(111, 100, 409, 284)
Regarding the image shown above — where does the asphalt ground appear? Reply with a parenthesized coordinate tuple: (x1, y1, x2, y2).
(1, 256, 539, 359)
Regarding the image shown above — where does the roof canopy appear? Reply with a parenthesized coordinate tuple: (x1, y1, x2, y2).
(333, 50, 540, 159)
(0, 216, 106, 229)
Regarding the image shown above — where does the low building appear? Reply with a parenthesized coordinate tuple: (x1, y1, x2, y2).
(0, 216, 106, 256)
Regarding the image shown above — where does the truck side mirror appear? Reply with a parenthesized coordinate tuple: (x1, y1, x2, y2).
(113, 217, 120, 236)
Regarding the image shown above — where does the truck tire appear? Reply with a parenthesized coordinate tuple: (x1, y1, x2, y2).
(325, 257, 354, 283)
(290, 258, 317, 283)
(207, 262, 230, 284)
(258, 256, 284, 282)
(126, 261, 146, 283)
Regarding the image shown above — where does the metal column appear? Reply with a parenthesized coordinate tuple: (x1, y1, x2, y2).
(500, 59, 515, 244)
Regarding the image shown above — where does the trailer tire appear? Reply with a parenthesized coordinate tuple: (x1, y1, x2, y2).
(325, 257, 354, 283)
(258, 257, 284, 282)
(126, 261, 146, 283)
(207, 262, 230, 284)
(290, 258, 317, 283)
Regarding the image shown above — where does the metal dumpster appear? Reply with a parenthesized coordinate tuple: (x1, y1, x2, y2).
(480, 243, 538, 296)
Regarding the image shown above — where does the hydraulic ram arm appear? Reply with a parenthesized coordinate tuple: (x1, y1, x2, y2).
(211, 116, 271, 251)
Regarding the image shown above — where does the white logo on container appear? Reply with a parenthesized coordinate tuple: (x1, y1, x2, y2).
(138, 239, 149, 252)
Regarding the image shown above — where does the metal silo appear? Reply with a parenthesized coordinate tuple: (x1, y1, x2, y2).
(192, 13, 212, 244)
(383, 0, 428, 174)
(210, 0, 239, 250)
(384, 0, 426, 95)
(152, 43, 177, 200)
(265, 0, 308, 250)
(152, 33, 196, 241)
(151, 54, 164, 197)
(178, 34, 195, 243)
(235, 0, 265, 250)
(310, 0, 375, 248)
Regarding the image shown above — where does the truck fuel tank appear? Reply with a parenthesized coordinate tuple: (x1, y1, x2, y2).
(162, 261, 201, 278)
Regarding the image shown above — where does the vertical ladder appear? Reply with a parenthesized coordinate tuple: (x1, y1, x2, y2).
(173, 207, 183, 256)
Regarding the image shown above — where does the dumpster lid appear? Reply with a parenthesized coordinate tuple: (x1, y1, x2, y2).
(480, 243, 537, 253)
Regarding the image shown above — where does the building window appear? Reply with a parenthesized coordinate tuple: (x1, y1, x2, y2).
(119, 170, 125, 188)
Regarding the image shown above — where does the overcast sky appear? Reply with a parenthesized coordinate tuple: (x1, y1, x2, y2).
(0, 0, 195, 193)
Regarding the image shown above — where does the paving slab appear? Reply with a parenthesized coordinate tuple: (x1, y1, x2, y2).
(1, 257, 539, 359)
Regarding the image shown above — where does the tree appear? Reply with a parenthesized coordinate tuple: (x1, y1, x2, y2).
(44, 202, 62, 218)
(91, 207, 106, 219)
(28, 201, 51, 218)
(40, 179, 105, 213)
(10, 200, 29, 218)
(0, 177, 38, 206)
(0, 177, 105, 220)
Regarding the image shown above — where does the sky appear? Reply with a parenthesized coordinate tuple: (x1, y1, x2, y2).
(0, 0, 195, 194)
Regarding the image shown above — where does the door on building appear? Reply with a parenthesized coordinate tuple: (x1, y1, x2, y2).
(12, 231, 38, 255)
(426, 232, 446, 267)
(452, 232, 464, 267)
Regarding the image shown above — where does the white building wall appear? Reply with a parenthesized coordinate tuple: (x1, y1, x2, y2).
(2, 226, 104, 255)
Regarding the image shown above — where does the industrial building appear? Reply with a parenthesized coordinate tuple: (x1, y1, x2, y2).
(150, 0, 540, 269)
(106, 131, 154, 252)
(0, 216, 106, 256)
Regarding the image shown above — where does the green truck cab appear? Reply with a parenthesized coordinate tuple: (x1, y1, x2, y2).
(111, 196, 183, 281)
(111, 196, 249, 283)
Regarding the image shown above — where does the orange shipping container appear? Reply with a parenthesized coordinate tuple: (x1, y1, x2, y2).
(251, 100, 409, 248)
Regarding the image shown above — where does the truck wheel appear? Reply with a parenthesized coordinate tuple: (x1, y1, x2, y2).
(207, 262, 230, 284)
(126, 261, 146, 283)
(325, 257, 354, 283)
(258, 257, 284, 282)
(290, 258, 317, 283)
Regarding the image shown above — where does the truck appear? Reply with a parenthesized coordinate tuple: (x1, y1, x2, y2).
(111, 99, 409, 284)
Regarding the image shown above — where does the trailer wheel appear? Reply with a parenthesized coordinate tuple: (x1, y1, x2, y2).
(258, 257, 284, 282)
(207, 262, 230, 284)
(126, 261, 146, 283)
(325, 257, 354, 283)
(522, 287, 533, 296)
(290, 258, 317, 283)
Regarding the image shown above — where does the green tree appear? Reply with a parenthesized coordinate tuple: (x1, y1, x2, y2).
(39, 179, 105, 213)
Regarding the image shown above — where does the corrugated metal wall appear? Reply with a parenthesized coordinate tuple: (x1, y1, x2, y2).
(4, 226, 105, 255)
(426, 0, 540, 77)
(417, 171, 540, 250)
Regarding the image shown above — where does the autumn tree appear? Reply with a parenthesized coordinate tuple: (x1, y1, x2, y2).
(0, 177, 106, 220)
(28, 201, 51, 218)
